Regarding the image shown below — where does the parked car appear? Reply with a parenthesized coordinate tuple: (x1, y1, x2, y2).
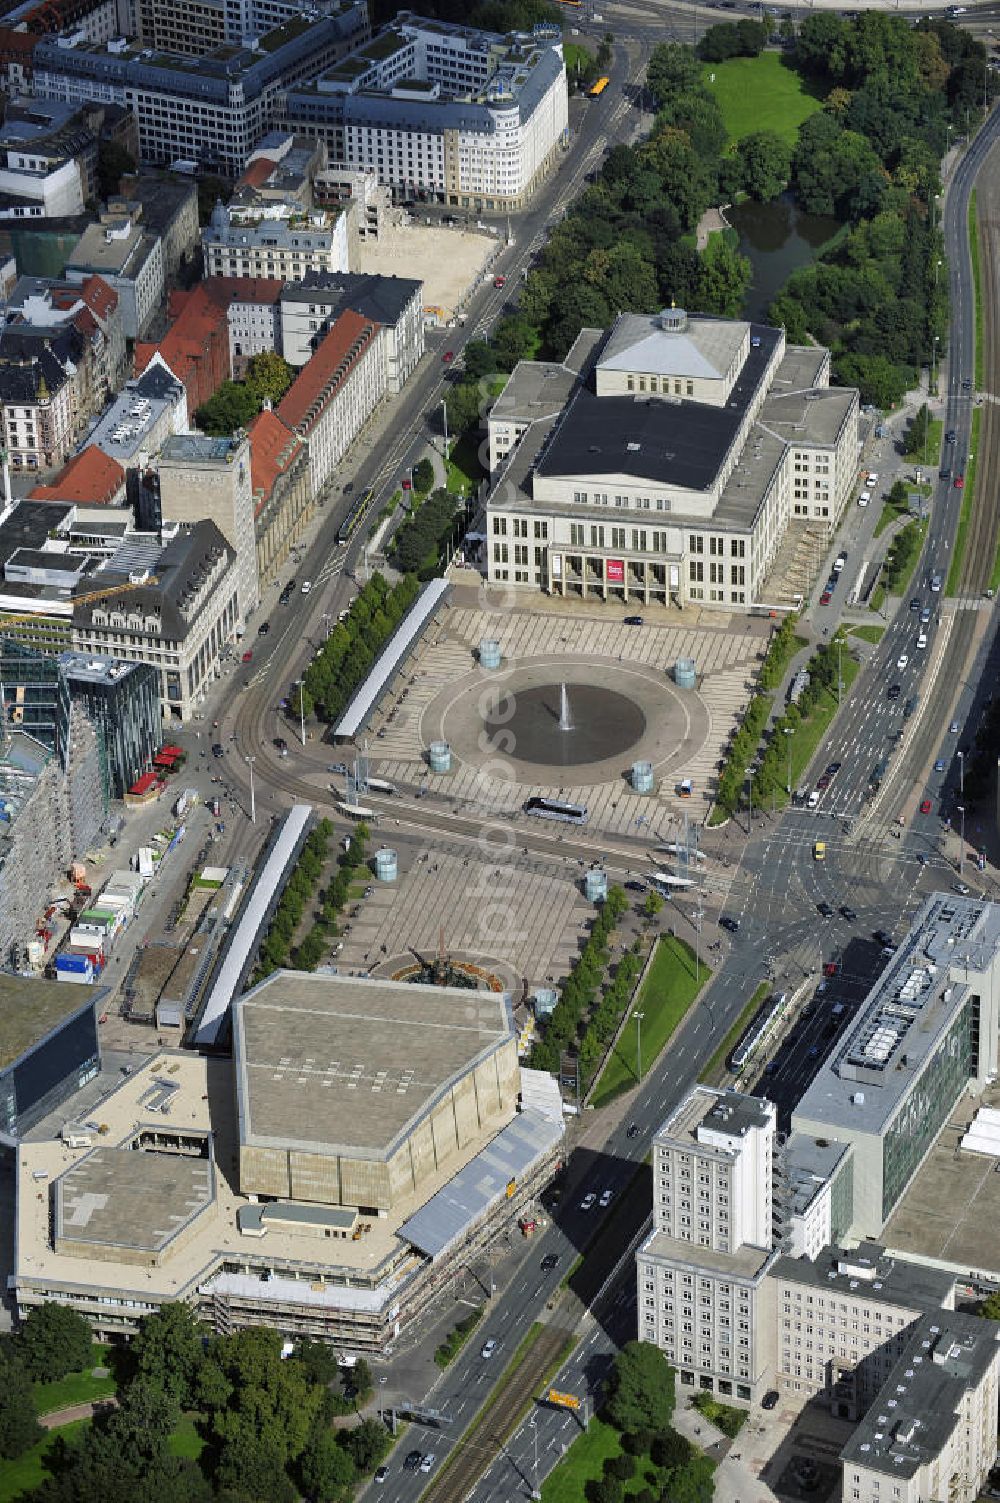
(819, 591, 832, 606)
(241, 649, 253, 663)
(442, 350, 454, 363)
(374, 1466, 388, 1484)
(599, 1189, 613, 1208)
(920, 798, 933, 814)
(817, 901, 834, 917)
(950, 720, 960, 733)
(934, 758, 946, 772)
(840, 905, 858, 922)
(762, 1391, 780, 1411)
(623, 614, 644, 625)
(257, 620, 270, 636)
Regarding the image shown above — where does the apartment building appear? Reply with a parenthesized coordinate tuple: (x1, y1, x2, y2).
(840, 1313, 1000, 1503)
(8, 273, 127, 407)
(636, 1088, 780, 1405)
(246, 408, 311, 586)
(32, 12, 368, 176)
(64, 209, 164, 339)
(109, 175, 199, 283)
(133, 0, 367, 57)
(203, 200, 350, 282)
(793, 893, 1000, 1239)
(279, 270, 423, 390)
(276, 307, 385, 497)
(88, 358, 189, 481)
(0, 326, 78, 471)
(484, 308, 860, 613)
(285, 15, 568, 213)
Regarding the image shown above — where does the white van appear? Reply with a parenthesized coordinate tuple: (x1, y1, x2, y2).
(858, 490, 871, 507)
(916, 631, 928, 649)
(301, 580, 312, 594)
(930, 573, 942, 592)
(807, 790, 821, 810)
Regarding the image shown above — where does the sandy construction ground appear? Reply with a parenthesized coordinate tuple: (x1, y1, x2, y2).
(356, 218, 499, 318)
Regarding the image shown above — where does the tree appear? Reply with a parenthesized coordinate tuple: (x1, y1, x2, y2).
(646, 42, 703, 107)
(660, 1453, 716, 1503)
(17, 1303, 93, 1382)
(644, 890, 664, 920)
(462, 340, 500, 380)
(651, 1427, 693, 1469)
(97, 139, 136, 200)
(246, 351, 294, 405)
(0, 1343, 41, 1460)
(978, 1292, 1000, 1320)
(737, 131, 792, 202)
(696, 235, 751, 319)
(131, 1303, 205, 1409)
(298, 1427, 356, 1503)
(604, 1342, 675, 1435)
(341, 1416, 390, 1474)
(411, 456, 435, 494)
(195, 380, 259, 436)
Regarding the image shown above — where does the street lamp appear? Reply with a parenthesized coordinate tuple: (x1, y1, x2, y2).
(298, 681, 306, 746)
(530, 1416, 541, 1501)
(246, 755, 256, 825)
(745, 766, 755, 832)
(783, 727, 794, 796)
(958, 749, 965, 800)
(635, 1011, 645, 1085)
(958, 804, 966, 875)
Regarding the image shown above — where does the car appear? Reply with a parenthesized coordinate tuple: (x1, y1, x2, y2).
(819, 591, 832, 606)
(916, 631, 928, 649)
(934, 758, 946, 772)
(887, 683, 901, 701)
(493, 274, 507, 288)
(897, 653, 909, 670)
(599, 1188, 613, 1208)
(940, 467, 952, 481)
(212, 743, 224, 758)
(327, 761, 347, 774)
(807, 790, 821, 809)
(257, 620, 270, 636)
(866, 472, 878, 486)
(720, 915, 740, 933)
(541, 1253, 559, 1272)
(950, 720, 960, 734)
(274, 737, 288, 756)
(419, 1453, 437, 1474)
(858, 490, 871, 506)
(920, 798, 933, 814)
(903, 697, 916, 719)
(442, 350, 454, 363)
(481, 1338, 498, 1359)
(623, 614, 644, 625)
(374, 1466, 388, 1484)
(840, 905, 857, 922)
(832, 553, 846, 573)
(817, 901, 835, 917)
(920, 605, 932, 623)
(816, 775, 831, 791)
(954, 475, 965, 489)
(580, 1192, 597, 1211)
(808, 1045, 821, 1059)
(909, 597, 921, 612)
(762, 1391, 780, 1411)
(301, 580, 312, 593)
(627, 1123, 639, 1138)
(945, 429, 957, 443)
(625, 880, 645, 893)
(954, 881, 971, 895)
(826, 577, 839, 593)
(241, 649, 253, 663)
(404, 1451, 422, 1472)
(826, 762, 842, 776)
(930, 573, 943, 591)
(962, 377, 972, 389)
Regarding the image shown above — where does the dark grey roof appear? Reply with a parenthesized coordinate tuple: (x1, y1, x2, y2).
(72, 519, 235, 642)
(134, 360, 184, 403)
(0, 338, 75, 404)
(0, 500, 73, 569)
(537, 322, 781, 495)
(770, 1242, 954, 1312)
(280, 269, 421, 326)
(841, 1312, 1000, 1479)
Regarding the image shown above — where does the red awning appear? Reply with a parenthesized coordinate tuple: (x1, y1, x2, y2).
(160, 744, 184, 757)
(129, 771, 159, 794)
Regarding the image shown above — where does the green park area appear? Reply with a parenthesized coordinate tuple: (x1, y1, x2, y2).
(591, 935, 710, 1107)
(701, 51, 824, 145)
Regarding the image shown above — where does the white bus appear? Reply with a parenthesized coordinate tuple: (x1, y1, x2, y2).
(337, 800, 375, 821)
(365, 777, 397, 795)
(655, 844, 706, 863)
(649, 870, 695, 890)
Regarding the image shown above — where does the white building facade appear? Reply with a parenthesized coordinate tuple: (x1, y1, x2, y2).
(203, 202, 351, 282)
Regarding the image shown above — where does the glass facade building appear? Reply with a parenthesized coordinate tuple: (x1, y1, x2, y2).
(881, 999, 973, 1222)
(0, 1002, 100, 1140)
(0, 637, 71, 768)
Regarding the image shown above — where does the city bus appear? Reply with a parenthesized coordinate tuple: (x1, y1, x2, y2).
(588, 76, 610, 97)
(729, 992, 789, 1074)
(365, 777, 397, 795)
(524, 796, 589, 825)
(337, 800, 376, 821)
(648, 870, 695, 891)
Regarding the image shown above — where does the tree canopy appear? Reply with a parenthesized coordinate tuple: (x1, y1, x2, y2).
(604, 1342, 676, 1435)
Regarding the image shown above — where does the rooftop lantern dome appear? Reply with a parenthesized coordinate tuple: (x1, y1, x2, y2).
(658, 306, 688, 333)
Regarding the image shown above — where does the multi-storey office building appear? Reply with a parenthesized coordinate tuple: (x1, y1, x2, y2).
(278, 270, 423, 390)
(154, 433, 260, 622)
(64, 209, 163, 340)
(285, 15, 568, 213)
(485, 307, 860, 611)
(276, 307, 385, 497)
(134, 0, 367, 57)
(840, 1313, 1000, 1503)
(636, 1087, 780, 1404)
(793, 893, 1000, 1239)
(203, 200, 350, 282)
(31, 12, 363, 176)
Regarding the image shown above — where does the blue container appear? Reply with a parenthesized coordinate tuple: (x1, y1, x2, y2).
(428, 740, 452, 773)
(479, 639, 501, 669)
(584, 869, 608, 902)
(674, 658, 697, 689)
(631, 761, 654, 793)
(56, 953, 90, 973)
(374, 848, 398, 882)
(532, 987, 558, 1017)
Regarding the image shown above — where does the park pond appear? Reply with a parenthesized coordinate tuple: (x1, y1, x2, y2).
(728, 195, 841, 322)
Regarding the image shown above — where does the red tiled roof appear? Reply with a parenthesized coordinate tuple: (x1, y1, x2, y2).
(203, 275, 284, 307)
(247, 409, 304, 513)
(135, 283, 231, 410)
(238, 158, 277, 190)
(80, 274, 117, 321)
(29, 445, 125, 506)
(277, 309, 379, 433)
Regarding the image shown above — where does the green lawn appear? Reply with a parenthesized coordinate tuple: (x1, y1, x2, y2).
(0, 1419, 90, 1502)
(591, 936, 710, 1106)
(946, 407, 982, 595)
(691, 1391, 747, 1437)
(786, 650, 860, 789)
(33, 1347, 117, 1415)
(702, 52, 824, 145)
(446, 429, 486, 496)
(699, 980, 769, 1086)
(847, 623, 885, 644)
(167, 1413, 206, 1461)
(540, 1417, 623, 1503)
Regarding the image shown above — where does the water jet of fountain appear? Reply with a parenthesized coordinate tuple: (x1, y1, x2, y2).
(557, 682, 574, 733)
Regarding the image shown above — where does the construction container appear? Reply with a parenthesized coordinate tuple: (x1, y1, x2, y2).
(374, 848, 398, 882)
(428, 740, 452, 773)
(479, 639, 501, 669)
(55, 953, 94, 984)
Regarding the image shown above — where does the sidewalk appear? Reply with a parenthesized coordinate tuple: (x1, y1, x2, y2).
(673, 1394, 780, 1503)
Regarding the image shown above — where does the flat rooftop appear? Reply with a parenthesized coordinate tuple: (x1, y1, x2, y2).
(882, 1074, 1000, 1280)
(234, 971, 514, 1157)
(640, 1228, 776, 1282)
(784, 1132, 853, 1218)
(794, 893, 1000, 1137)
(657, 1085, 772, 1157)
(770, 1241, 955, 1312)
(0, 976, 100, 1070)
(841, 1312, 1000, 1479)
(54, 1137, 214, 1260)
(15, 1050, 526, 1305)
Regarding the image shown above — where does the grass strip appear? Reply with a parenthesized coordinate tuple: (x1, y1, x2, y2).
(434, 1306, 485, 1369)
(847, 623, 885, 644)
(970, 189, 984, 391)
(786, 653, 860, 789)
(699, 980, 768, 1086)
(946, 406, 982, 595)
(590, 936, 711, 1106)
